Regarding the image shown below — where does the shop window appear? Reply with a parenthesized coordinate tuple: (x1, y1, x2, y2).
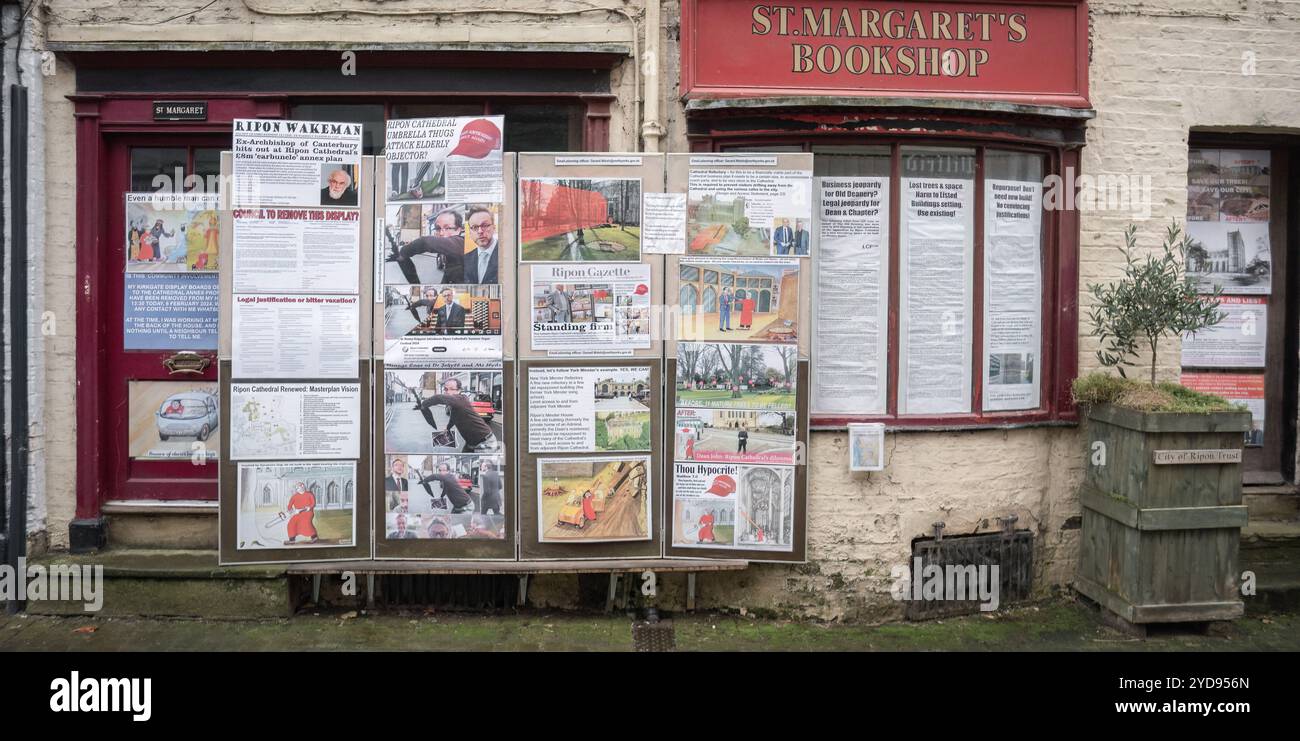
(289, 103, 386, 155)
(193, 148, 223, 188)
(390, 103, 486, 120)
(727, 140, 1061, 426)
(493, 102, 584, 152)
(291, 100, 585, 155)
(130, 147, 187, 191)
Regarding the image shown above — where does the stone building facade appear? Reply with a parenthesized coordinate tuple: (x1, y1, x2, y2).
(1, 1, 1296, 620)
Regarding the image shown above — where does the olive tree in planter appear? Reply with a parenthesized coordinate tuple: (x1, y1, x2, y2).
(1074, 222, 1252, 626)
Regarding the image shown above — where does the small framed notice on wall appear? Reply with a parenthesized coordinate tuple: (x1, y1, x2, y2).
(848, 423, 885, 472)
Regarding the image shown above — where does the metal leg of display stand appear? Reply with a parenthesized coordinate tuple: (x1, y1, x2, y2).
(687, 572, 697, 612)
(311, 574, 322, 605)
(366, 573, 375, 609)
(606, 573, 620, 613)
(517, 575, 529, 607)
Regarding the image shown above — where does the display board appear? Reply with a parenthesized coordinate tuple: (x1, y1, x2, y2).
(372, 116, 516, 559)
(218, 135, 375, 564)
(663, 153, 811, 563)
(216, 137, 809, 565)
(515, 153, 667, 559)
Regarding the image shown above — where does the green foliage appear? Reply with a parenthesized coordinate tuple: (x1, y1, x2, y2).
(1070, 372, 1129, 406)
(1086, 222, 1226, 385)
(1071, 371, 1242, 413)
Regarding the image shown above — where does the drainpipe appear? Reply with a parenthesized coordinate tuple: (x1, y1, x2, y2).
(640, 0, 664, 152)
(6, 80, 27, 615)
(0, 3, 8, 574)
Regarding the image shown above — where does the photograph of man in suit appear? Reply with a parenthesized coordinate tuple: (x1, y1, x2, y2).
(478, 459, 504, 515)
(464, 206, 499, 285)
(388, 513, 418, 539)
(385, 457, 410, 511)
(320, 168, 358, 207)
(794, 219, 810, 256)
(773, 218, 794, 255)
(434, 287, 467, 331)
(546, 284, 574, 323)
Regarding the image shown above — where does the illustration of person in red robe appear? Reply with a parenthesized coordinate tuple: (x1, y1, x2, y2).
(697, 510, 716, 544)
(283, 482, 318, 546)
(581, 490, 598, 524)
(739, 296, 754, 330)
(684, 434, 696, 460)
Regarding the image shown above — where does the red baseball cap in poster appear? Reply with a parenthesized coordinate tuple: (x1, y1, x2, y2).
(449, 118, 502, 159)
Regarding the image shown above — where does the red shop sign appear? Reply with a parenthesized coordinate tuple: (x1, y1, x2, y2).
(681, 0, 1089, 108)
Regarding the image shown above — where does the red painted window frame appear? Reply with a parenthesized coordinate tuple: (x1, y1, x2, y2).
(690, 126, 1081, 430)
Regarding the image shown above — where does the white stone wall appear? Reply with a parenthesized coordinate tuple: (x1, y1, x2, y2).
(42, 55, 76, 550)
(1081, 1, 1300, 382)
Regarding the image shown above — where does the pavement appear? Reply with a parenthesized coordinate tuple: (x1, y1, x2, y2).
(2, 597, 1297, 652)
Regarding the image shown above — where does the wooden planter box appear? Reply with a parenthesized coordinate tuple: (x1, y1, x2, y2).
(1075, 403, 1251, 624)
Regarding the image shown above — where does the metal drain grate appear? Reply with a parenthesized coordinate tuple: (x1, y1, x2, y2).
(377, 574, 518, 609)
(905, 526, 1034, 620)
(632, 620, 676, 652)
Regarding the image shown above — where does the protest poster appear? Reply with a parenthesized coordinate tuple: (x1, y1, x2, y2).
(686, 168, 812, 257)
(232, 294, 360, 379)
(232, 207, 361, 294)
(1185, 149, 1271, 295)
(677, 258, 799, 345)
(235, 461, 357, 550)
(674, 342, 797, 412)
(526, 366, 652, 453)
(382, 362, 505, 455)
(518, 177, 642, 262)
(898, 163, 974, 415)
(813, 177, 888, 415)
(229, 383, 362, 460)
(983, 176, 1043, 412)
(124, 272, 219, 350)
(674, 407, 795, 466)
(125, 192, 220, 272)
(642, 192, 687, 254)
(1185, 220, 1272, 296)
(671, 461, 794, 551)
(1181, 296, 1267, 368)
(1181, 372, 1266, 446)
(127, 380, 220, 461)
(536, 456, 651, 543)
(385, 116, 504, 203)
(529, 263, 652, 355)
(233, 119, 363, 208)
(381, 284, 503, 362)
(380, 202, 501, 286)
(381, 453, 506, 540)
